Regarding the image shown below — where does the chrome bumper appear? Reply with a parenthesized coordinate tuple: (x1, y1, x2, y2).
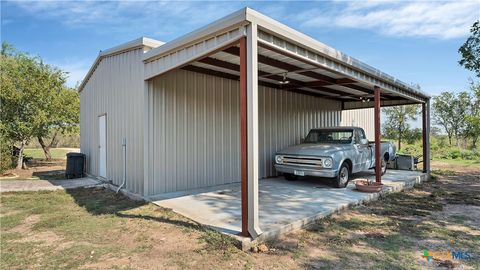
(274, 164, 338, 178)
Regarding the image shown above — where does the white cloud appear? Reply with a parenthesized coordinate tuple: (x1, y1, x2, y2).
(296, 1, 480, 39)
(9, 1, 241, 37)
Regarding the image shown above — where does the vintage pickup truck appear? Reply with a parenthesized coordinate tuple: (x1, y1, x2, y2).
(274, 127, 396, 188)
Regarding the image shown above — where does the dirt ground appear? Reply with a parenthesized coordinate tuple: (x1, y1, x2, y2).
(1, 160, 479, 269)
(1, 159, 66, 180)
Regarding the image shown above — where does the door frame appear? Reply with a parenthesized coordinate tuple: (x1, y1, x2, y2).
(98, 113, 107, 179)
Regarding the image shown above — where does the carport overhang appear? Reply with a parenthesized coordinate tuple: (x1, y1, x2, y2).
(142, 7, 431, 239)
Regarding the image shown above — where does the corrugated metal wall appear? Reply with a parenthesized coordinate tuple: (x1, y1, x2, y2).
(259, 88, 342, 178)
(340, 108, 374, 140)
(146, 69, 241, 195)
(80, 48, 146, 195)
(147, 69, 342, 195)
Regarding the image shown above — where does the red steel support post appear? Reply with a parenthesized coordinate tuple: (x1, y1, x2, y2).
(374, 86, 382, 183)
(422, 101, 431, 173)
(239, 37, 249, 237)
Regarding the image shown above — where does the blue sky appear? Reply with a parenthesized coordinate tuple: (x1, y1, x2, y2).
(1, 0, 479, 95)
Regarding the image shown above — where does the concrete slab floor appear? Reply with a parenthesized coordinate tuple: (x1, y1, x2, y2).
(152, 169, 427, 245)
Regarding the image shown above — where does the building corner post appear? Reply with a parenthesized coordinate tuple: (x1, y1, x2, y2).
(143, 80, 150, 198)
(246, 22, 262, 238)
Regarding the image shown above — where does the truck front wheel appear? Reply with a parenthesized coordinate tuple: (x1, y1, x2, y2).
(333, 162, 350, 188)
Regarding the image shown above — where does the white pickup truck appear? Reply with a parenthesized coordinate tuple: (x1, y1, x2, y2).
(274, 127, 396, 188)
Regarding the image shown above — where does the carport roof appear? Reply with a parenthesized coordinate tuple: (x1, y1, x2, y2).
(143, 7, 430, 107)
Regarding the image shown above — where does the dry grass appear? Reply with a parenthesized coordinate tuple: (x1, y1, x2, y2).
(1, 162, 479, 269)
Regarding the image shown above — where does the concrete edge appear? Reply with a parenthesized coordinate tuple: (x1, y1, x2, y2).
(238, 173, 429, 251)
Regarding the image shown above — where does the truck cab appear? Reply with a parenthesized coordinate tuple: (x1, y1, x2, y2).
(274, 127, 396, 188)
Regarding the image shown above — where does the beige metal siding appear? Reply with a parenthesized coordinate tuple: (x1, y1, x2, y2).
(341, 108, 374, 140)
(80, 48, 145, 195)
(147, 69, 342, 195)
(146, 69, 241, 195)
(259, 88, 342, 178)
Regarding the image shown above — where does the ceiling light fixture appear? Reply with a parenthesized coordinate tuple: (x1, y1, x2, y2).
(278, 72, 290, 85)
(360, 96, 371, 103)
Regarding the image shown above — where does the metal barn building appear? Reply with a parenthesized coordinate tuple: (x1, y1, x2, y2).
(79, 8, 430, 238)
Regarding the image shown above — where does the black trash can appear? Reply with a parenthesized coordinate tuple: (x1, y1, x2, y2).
(65, 153, 86, 179)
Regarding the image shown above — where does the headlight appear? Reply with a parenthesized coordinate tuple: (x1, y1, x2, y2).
(275, 155, 283, 164)
(323, 158, 332, 168)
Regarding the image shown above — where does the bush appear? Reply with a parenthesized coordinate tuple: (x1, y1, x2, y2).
(459, 149, 480, 160)
(447, 148, 462, 159)
(393, 135, 480, 162)
(0, 139, 15, 173)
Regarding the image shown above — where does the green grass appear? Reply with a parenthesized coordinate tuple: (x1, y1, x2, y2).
(2, 167, 479, 269)
(23, 148, 71, 159)
(270, 169, 480, 270)
(432, 158, 480, 166)
(0, 189, 149, 268)
(0, 187, 238, 269)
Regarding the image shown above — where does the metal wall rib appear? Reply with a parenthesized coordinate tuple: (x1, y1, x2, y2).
(340, 108, 375, 140)
(147, 69, 342, 195)
(80, 48, 145, 195)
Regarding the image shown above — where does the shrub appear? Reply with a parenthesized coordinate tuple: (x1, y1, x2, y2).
(448, 149, 462, 159)
(0, 139, 14, 173)
(460, 149, 480, 160)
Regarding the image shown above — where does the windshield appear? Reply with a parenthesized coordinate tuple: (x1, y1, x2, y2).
(304, 130, 353, 144)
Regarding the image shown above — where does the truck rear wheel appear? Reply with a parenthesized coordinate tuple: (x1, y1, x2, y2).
(333, 162, 350, 188)
(284, 173, 298, 181)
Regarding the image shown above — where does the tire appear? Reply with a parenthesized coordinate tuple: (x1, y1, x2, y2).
(333, 162, 350, 188)
(374, 158, 387, 176)
(284, 173, 298, 181)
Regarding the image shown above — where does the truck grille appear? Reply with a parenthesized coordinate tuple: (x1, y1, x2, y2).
(282, 155, 323, 168)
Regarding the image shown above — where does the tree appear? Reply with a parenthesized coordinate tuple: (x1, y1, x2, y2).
(31, 64, 79, 160)
(465, 81, 480, 148)
(382, 105, 419, 151)
(1, 44, 42, 169)
(432, 91, 471, 146)
(0, 43, 79, 167)
(404, 128, 422, 144)
(459, 20, 480, 77)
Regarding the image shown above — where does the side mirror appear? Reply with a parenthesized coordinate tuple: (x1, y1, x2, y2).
(360, 138, 369, 145)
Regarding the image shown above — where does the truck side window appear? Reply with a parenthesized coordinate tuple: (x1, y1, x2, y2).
(354, 129, 366, 144)
(359, 130, 366, 140)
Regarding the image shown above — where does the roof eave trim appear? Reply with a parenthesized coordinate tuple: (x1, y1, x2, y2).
(78, 37, 164, 92)
(142, 7, 249, 63)
(246, 8, 430, 100)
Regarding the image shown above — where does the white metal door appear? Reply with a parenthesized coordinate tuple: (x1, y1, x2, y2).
(98, 115, 107, 178)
